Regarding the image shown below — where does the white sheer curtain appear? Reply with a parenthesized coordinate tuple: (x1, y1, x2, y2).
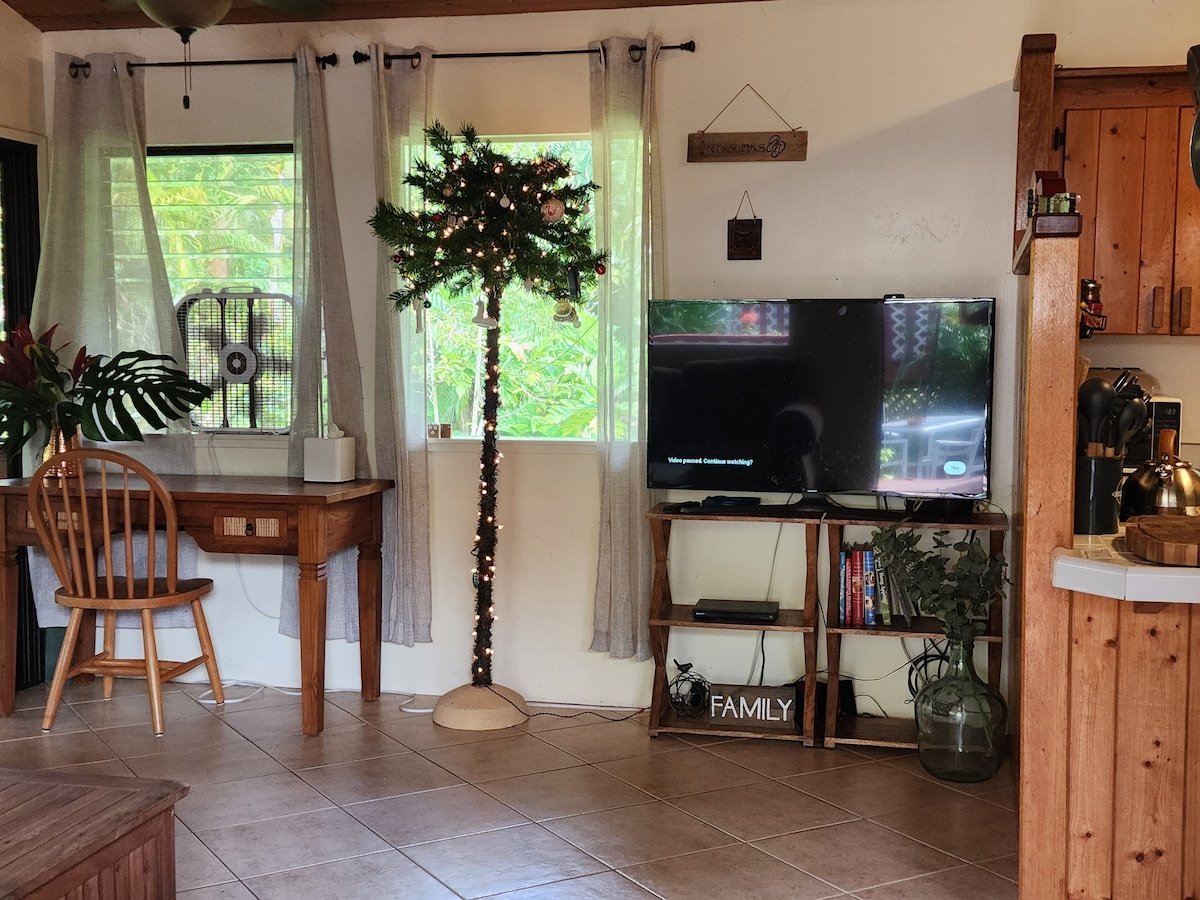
(32, 53, 180, 363)
(279, 46, 370, 641)
(29, 54, 197, 629)
(589, 36, 664, 660)
(370, 45, 435, 645)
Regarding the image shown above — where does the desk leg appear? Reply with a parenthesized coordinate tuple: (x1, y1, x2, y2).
(298, 508, 328, 736)
(0, 543, 16, 717)
(357, 493, 383, 703)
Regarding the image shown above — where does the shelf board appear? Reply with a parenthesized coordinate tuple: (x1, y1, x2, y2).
(827, 616, 1001, 641)
(648, 503, 1007, 531)
(825, 714, 919, 749)
(651, 604, 812, 632)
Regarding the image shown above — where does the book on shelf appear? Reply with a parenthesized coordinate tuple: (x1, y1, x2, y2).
(886, 565, 914, 625)
(838, 547, 847, 625)
(874, 553, 892, 626)
(849, 545, 865, 626)
(862, 548, 877, 625)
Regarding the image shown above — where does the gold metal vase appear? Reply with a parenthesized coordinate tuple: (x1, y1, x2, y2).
(41, 422, 83, 479)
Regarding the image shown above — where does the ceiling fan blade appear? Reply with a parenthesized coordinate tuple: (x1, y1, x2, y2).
(251, 0, 332, 13)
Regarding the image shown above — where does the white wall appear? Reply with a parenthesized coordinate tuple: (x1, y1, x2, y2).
(11, 0, 1200, 714)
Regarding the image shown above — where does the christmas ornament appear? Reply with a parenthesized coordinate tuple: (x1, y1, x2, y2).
(499, 195, 512, 209)
(595, 263, 606, 276)
(541, 198, 566, 223)
(552, 300, 581, 328)
(443, 185, 454, 197)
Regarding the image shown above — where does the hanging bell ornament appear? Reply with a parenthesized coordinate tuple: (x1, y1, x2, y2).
(541, 198, 566, 223)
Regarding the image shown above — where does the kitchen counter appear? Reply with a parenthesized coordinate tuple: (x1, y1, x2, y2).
(1051, 530, 1200, 604)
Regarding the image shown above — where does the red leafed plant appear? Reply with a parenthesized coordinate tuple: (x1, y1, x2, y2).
(0, 319, 211, 458)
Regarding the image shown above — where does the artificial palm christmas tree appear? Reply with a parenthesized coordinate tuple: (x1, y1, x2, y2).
(370, 122, 606, 729)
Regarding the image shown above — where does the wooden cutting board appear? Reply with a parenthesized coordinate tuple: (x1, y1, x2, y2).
(1124, 515, 1200, 566)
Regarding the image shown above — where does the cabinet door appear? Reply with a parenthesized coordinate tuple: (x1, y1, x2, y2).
(1173, 106, 1200, 335)
(1138, 107, 1178, 334)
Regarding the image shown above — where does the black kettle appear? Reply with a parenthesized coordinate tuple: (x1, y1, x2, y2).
(1120, 428, 1200, 518)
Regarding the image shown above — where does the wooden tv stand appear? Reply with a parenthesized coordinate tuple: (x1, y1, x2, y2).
(645, 502, 1008, 749)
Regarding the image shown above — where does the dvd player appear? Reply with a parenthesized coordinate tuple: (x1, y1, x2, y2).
(691, 598, 779, 624)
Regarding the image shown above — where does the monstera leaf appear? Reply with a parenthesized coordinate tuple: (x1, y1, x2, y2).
(67, 351, 212, 442)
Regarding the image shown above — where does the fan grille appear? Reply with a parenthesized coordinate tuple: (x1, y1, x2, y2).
(177, 288, 294, 432)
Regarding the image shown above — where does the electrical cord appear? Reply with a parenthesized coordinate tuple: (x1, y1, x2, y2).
(486, 685, 646, 722)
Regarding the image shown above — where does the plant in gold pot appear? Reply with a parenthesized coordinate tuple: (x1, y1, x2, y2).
(0, 319, 211, 465)
(871, 523, 1008, 782)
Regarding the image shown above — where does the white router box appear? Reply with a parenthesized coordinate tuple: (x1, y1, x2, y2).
(304, 436, 355, 483)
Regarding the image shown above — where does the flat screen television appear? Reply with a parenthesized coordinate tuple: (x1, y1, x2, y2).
(646, 297, 996, 501)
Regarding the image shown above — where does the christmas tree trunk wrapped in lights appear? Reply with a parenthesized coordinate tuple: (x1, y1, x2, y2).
(369, 122, 606, 728)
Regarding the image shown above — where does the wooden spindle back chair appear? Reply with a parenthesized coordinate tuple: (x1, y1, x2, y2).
(28, 448, 224, 735)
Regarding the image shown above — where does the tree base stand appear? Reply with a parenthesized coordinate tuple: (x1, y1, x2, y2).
(432, 683, 529, 731)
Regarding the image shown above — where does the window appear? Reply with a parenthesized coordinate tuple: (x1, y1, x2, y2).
(114, 145, 296, 431)
(424, 138, 598, 439)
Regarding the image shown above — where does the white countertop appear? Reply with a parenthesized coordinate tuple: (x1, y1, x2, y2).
(1051, 531, 1200, 604)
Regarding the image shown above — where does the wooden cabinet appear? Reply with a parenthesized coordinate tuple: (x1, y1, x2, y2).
(1064, 102, 1200, 334)
(644, 503, 1008, 750)
(1013, 43, 1200, 334)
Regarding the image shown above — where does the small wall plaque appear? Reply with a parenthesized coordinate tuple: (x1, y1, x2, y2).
(688, 130, 808, 163)
(706, 684, 796, 733)
(727, 191, 761, 260)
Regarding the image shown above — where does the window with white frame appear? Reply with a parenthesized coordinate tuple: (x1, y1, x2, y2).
(423, 137, 598, 439)
(112, 145, 296, 431)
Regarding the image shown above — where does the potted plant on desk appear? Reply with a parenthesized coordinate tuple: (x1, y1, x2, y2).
(872, 523, 1009, 783)
(0, 319, 211, 472)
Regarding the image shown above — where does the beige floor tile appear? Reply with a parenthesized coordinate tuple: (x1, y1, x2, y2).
(0, 703, 88, 740)
(532, 718, 687, 763)
(375, 714, 524, 751)
(478, 764, 655, 821)
(242, 849, 458, 899)
(669, 779, 856, 840)
(851, 863, 1018, 899)
(196, 806, 391, 879)
(755, 818, 960, 892)
(176, 829, 237, 891)
(978, 853, 1019, 882)
(69, 688, 213, 730)
(871, 796, 1018, 862)
(123, 738, 286, 784)
(217, 699, 360, 741)
(13, 684, 51, 710)
(62, 676, 181, 704)
(203, 685, 305, 712)
(420, 733, 584, 783)
(176, 771, 335, 831)
(177, 883, 258, 899)
(597, 746, 765, 799)
(880, 751, 1017, 798)
(519, 708, 635, 733)
(93, 713, 244, 759)
(253, 721, 408, 769)
(703, 739, 870, 778)
(0, 729, 117, 769)
(296, 750, 462, 804)
(325, 691, 439, 723)
(489, 870, 659, 898)
(622, 842, 844, 900)
(50, 757, 138, 778)
(541, 800, 735, 868)
(401, 822, 607, 899)
(347, 783, 529, 845)
(783, 760, 963, 818)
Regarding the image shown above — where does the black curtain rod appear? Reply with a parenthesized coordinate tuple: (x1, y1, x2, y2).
(66, 54, 338, 78)
(351, 40, 695, 67)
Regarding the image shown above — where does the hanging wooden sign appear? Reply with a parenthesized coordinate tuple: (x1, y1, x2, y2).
(727, 191, 762, 260)
(688, 130, 808, 163)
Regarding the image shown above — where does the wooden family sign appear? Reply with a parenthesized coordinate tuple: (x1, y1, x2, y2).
(687, 130, 808, 163)
(706, 684, 796, 732)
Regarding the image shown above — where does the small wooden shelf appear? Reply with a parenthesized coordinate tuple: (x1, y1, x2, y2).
(651, 604, 812, 633)
(643, 502, 1008, 752)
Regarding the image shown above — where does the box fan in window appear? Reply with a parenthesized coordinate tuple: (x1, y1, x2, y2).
(176, 288, 294, 433)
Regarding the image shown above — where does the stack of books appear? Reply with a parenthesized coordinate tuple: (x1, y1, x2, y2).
(837, 544, 919, 627)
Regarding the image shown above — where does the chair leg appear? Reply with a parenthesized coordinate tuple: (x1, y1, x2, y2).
(102, 610, 117, 699)
(43, 608, 84, 732)
(191, 599, 225, 705)
(141, 609, 166, 737)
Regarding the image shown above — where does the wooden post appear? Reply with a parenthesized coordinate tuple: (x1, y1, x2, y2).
(1013, 34, 1058, 255)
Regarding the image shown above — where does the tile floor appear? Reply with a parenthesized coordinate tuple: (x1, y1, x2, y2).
(2, 680, 1018, 899)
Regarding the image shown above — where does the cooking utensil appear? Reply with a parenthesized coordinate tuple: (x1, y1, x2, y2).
(1114, 396, 1148, 458)
(1078, 377, 1117, 457)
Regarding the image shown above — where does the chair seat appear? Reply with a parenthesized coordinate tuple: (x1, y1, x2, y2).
(55, 578, 213, 611)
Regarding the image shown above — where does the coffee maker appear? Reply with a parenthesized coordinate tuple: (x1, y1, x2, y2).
(1124, 396, 1183, 469)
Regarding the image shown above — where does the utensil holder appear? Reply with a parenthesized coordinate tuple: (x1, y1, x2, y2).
(1074, 456, 1122, 535)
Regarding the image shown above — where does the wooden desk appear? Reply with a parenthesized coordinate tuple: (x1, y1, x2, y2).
(0, 767, 188, 899)
(0, 475, 393, 736)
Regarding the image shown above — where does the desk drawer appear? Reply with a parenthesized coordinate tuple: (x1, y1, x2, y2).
(203, 508, 293, 553)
